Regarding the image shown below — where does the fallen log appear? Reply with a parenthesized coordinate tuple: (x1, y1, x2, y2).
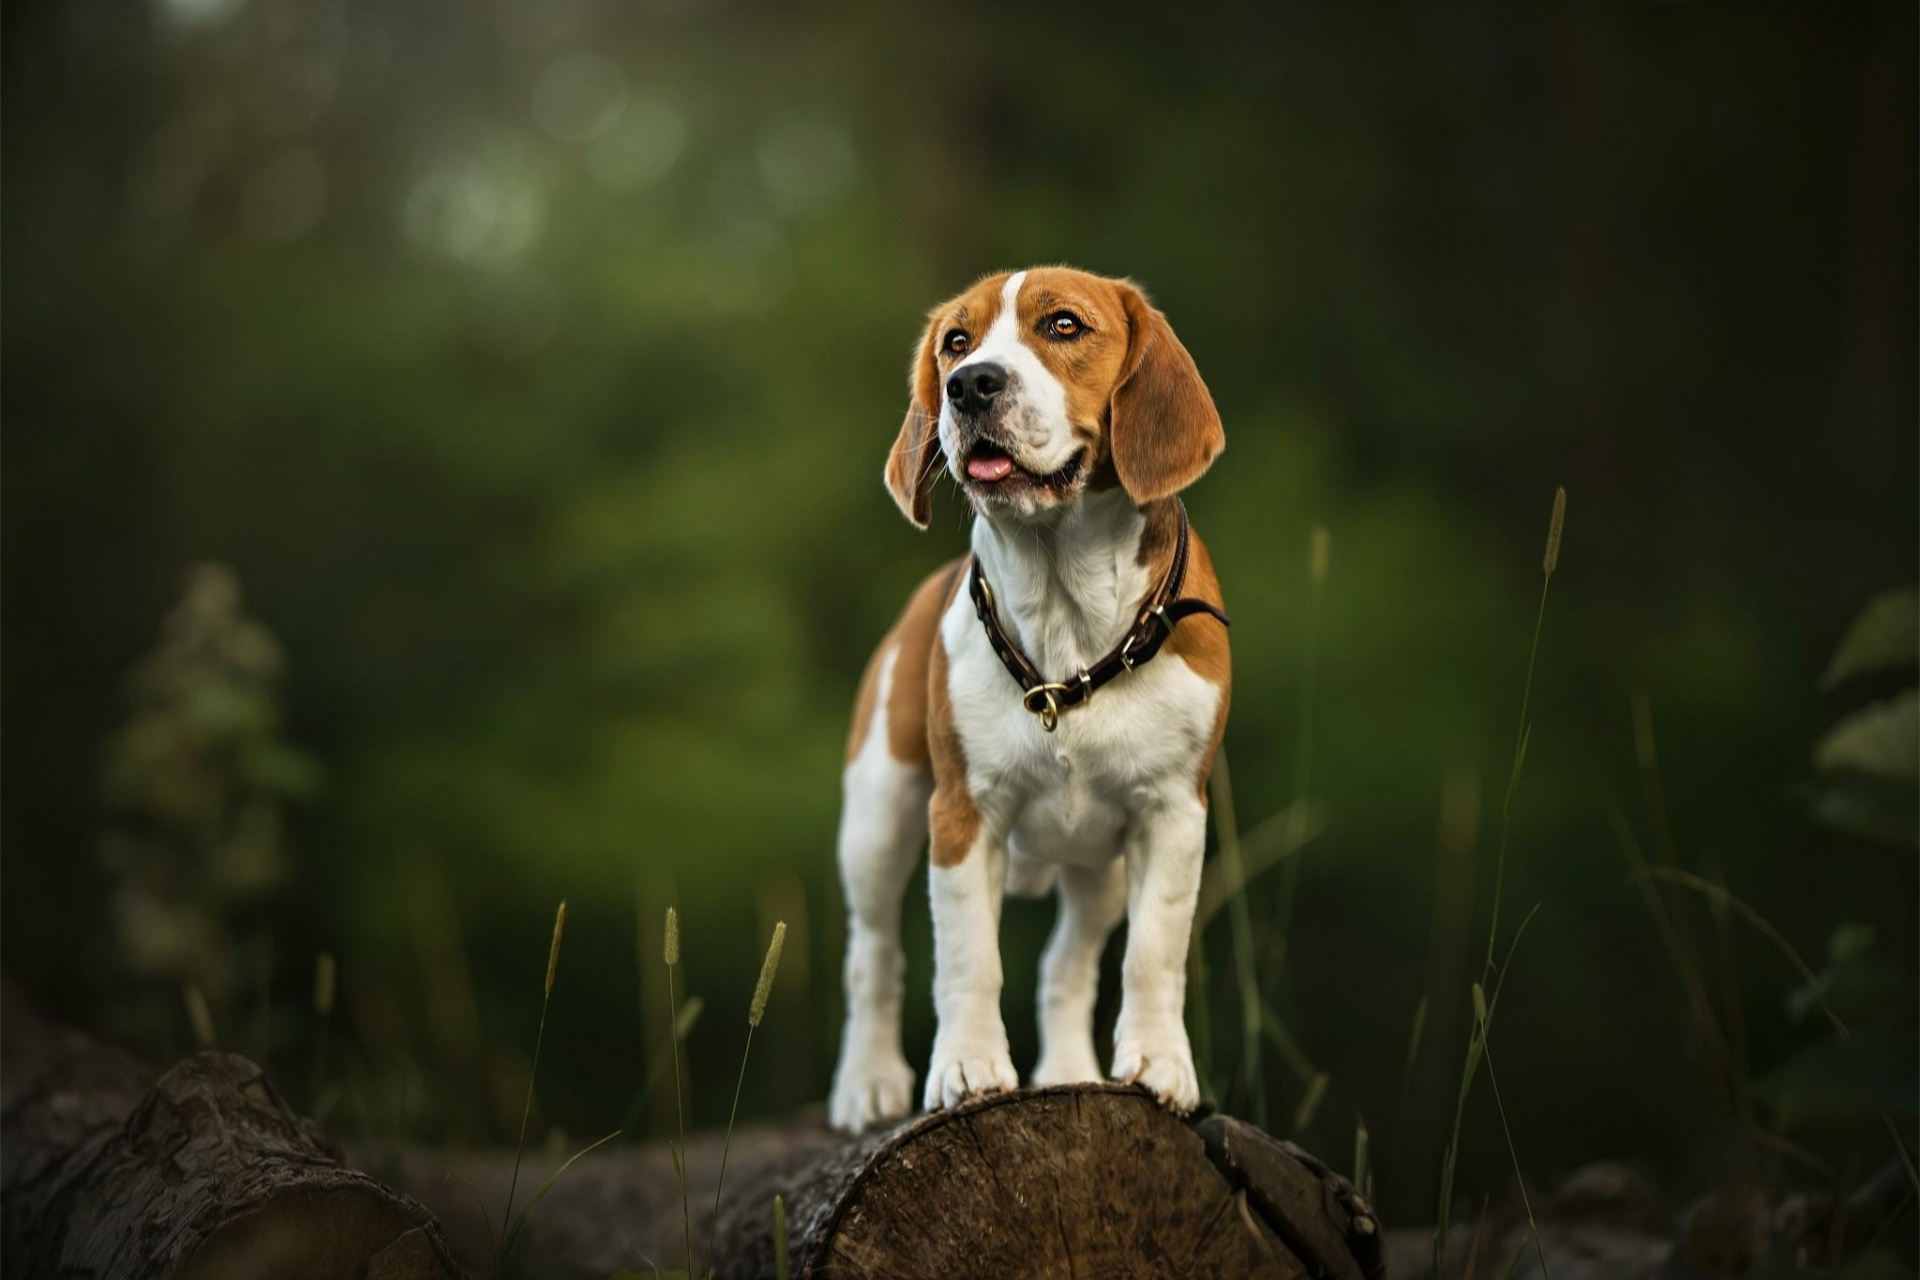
(4, 978, 1380, 1278)
(378, 1085, 1385, 1279)
(0, 981, 462, 1280)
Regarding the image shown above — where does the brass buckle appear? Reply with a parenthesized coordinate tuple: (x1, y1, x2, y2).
(1021, 683, 1071, 733)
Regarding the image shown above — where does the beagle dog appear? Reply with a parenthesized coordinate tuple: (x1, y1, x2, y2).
(829, 266, 1230, 1133)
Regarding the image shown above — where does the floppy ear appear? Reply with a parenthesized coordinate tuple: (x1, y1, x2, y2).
(883, 316, 946, 528)
(1108, 285, 1225, 503)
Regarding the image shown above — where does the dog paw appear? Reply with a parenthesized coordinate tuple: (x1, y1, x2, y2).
(829, 1050, 916, 1133)
(1112, 1034, 1200, 1114)
(1030, 1046, 1104, 1088)
(923, 1039, 1017, 1111)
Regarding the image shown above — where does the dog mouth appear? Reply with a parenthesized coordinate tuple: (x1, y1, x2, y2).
(961, 441, 1087, 494)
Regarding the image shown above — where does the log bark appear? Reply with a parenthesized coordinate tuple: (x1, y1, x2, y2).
(1, 982, 462, 1280)
(378, 1084, 1385, 1280)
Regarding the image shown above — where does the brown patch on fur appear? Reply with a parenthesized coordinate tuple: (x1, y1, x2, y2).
(844, 560, 964, 767)
(1006, 268, 1135, 476)
(887, 271, 1018, 527)
(1108, 286, 1224, 502)
(1151, 515, 1232, 801)
(844, 641, 887, 765)
(925, 570, 980, 868)
(886, 562, 962, 765)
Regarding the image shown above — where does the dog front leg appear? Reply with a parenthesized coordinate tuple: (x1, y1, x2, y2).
(1111, 792, 1208, 1113)
(924, 787, 1017, 1111)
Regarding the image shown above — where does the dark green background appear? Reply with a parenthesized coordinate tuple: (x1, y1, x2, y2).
(5, 0, 1914, 1227)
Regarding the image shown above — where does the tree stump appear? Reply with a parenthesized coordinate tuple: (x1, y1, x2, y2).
(711, 1084, 1383, 1280)
(1, 982, 462, 1280)
(387, 1084, 1382, 1279)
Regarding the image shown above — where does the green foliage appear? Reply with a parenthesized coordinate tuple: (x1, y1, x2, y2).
(97, 563, 321, 1048)
(1820, 589, 1919, 691)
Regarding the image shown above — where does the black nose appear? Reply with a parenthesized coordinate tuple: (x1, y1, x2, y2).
(946, 362, 1008, 414)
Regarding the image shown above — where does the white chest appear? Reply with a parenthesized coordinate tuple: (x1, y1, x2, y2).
(940, 590, 1222, 866)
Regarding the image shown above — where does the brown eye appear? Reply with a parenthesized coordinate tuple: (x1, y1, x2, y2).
(1046, 312, 1083, 339)
(944, 329, 970, 355)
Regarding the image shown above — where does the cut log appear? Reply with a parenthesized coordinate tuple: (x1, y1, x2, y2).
(1, 982, 462, 1280)
(380, 1084, 1384, 1280)
(3, 978, 1381, 1279)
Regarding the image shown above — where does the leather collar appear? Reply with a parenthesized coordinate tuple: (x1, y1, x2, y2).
(967, 499, 1231, 732)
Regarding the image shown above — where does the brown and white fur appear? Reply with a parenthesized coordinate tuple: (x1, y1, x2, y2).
(829, 266, 1230, 1133)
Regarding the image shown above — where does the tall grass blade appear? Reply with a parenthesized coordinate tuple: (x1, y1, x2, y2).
(501, 899, 566, 1269)
(1293, 1071, 1329, 1132)
(1195, 800, 1326, 928)
(1434, 903, 1542, 1277)
(1485, 488, 1564, 974)
(1272, 525, 1331, 991)
(1490, 1233, 1530, 1280)
(1384, 994, 1428, 1213)
(706, 923, 787, 1272)
(1483, 1041, 1548, 1278)
(1210, 752, 1267, 1127)
(446, 1169, 497, 1262)
(664, 907, 693, 1279)
(1439, 487, 1563, 1273)
(1257, 997, 1319, 1085)
(622, 997, 705, 1138)
(500, 1128, 622, 1264)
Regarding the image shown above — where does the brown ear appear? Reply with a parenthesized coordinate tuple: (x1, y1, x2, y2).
(1108, 286, 1224, 503)
(883, 317, 945, 528)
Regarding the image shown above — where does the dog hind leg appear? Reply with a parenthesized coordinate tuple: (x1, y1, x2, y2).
(1030, 859, 1127, 1087)
(828, 652, 931, 1132)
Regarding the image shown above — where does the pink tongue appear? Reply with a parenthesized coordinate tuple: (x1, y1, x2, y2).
(968, 455, 1015, 482)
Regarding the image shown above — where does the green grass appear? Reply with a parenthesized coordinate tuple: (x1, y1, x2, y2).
(494, 900, 623, 1275)
(705, 921, 787, 1275)
(1432, 487, 1563, 1279)
(1211, 750, 1268, 1127)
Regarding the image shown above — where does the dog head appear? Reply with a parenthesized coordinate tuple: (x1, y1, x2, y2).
(884, 266, 1224, 528)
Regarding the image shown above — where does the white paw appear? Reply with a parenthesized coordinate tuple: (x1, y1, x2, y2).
(1112, 1030, 1200, 1114)
(923, 1038, 1018, 1111)
(1029, 1045, 1103, 1088)
(829, 1050, 915, 1133)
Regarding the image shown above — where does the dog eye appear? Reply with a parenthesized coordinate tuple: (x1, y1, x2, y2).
(1045, 312, 1084, 339)
(944, 329, 970, 355)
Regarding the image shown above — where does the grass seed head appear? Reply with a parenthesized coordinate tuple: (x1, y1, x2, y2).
(1471, 981, 1489, 1027)
(183, 983, 216, 1049)
(545, 899, 568, 998)
(1543, 486, 1566, 577)
(750, 921, 786, 1027)
(664, 905, 680, 967)
(313, 951, 336, 1016)
(1309, 524, 1331, 584)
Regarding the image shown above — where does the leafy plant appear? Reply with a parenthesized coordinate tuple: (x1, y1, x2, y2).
(97, 563, 323, 1052)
